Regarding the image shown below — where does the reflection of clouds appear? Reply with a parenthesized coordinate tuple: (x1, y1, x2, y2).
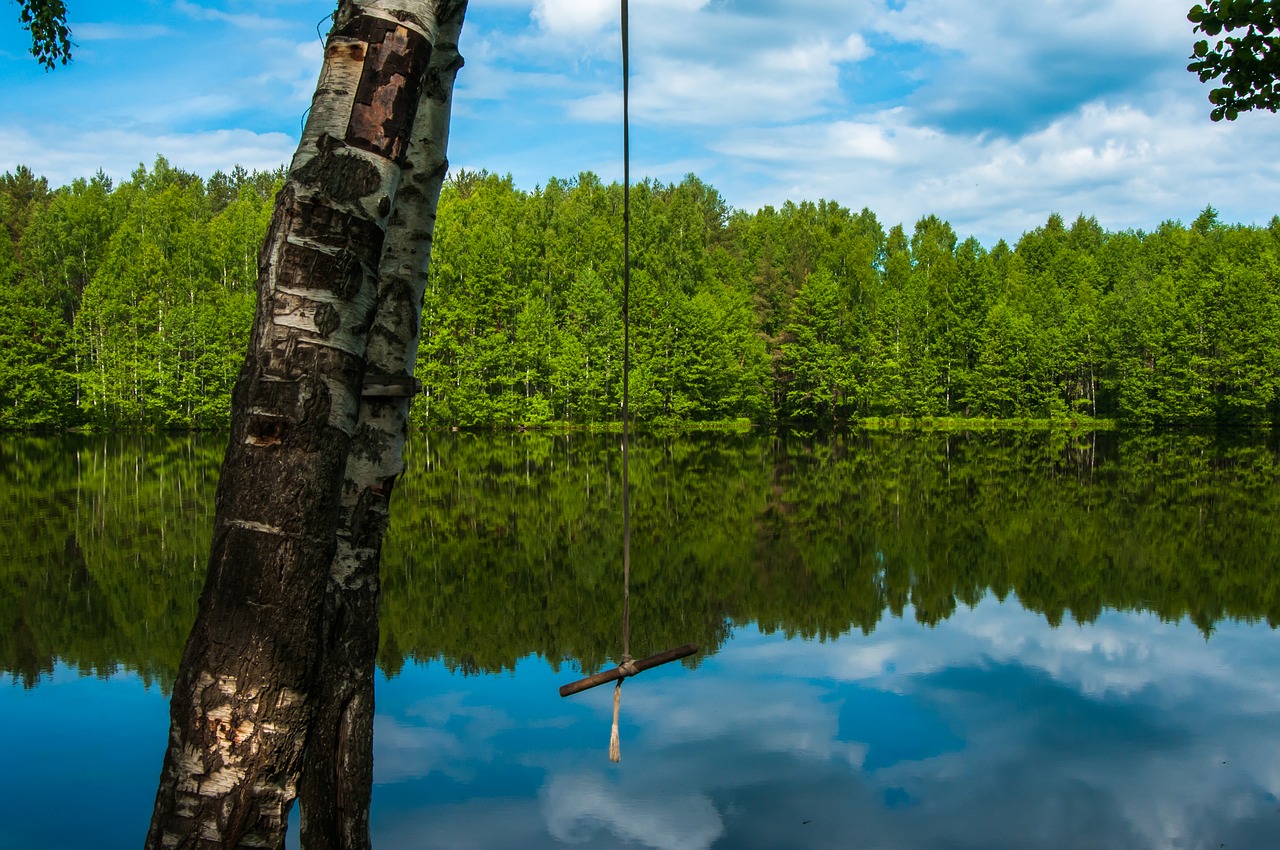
(367, 599, 1280, 849)
(731, 598, 1279, 706)
(374, 691, 519, 784)
(542, 773, 723, 850)
(374, 715, 470, 784)
(623, 676, 848, 759)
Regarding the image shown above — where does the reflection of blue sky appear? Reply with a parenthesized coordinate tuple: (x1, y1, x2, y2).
(0, 665, 168, 850)
(368, 599, 1280, 850)
(4, 598, 1279, 848)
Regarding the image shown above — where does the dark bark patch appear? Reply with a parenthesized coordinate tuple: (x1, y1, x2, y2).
(345, 17, 432, 163)
(260, 335, 297, 380)
(372, 475, 397, 499)
(264, 380, 301, 414)
(258, 186, 295, 275)
(276, 241, 366, 301)
(347, 484, 391, 549)
(314, 302, 341, 339)
(293, 141, 383, 204)
(303, 376, 333, 418)
(361, 371, 420, 398)
(272, 196, 383, 300)
(348, 420, 395, 464)
(247, 413, 289, 448)
(292, 195, 384, 254)
(423, 50, 464, 102)
(330, 40, 365, 64)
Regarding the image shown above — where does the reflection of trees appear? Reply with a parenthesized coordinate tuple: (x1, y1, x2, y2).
(0, 434, 218, 689)
(383, 429, 1280, 671)
(3, 430, 1278, 685)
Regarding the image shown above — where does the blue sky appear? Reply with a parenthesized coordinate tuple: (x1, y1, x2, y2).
(2, 0, 1278, 245)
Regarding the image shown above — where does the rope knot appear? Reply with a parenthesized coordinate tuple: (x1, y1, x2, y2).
(618, 657, 639, 678)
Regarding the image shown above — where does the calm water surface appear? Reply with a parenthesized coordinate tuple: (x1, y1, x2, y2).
(2, 430, 1278, 849)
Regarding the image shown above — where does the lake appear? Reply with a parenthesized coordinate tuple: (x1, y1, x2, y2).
(2, 430, 1279, 849)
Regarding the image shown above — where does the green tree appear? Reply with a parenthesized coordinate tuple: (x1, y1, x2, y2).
(948, 237, 997, 414)
(780, 269, 852, 420)
(418, 172, 531, 426)
(863, 224, 913, 414)
(556, 268, 622, 422)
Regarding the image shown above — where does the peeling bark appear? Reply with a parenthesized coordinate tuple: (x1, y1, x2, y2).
(145, 3, 451, 848)
(298, 6, 466, 848)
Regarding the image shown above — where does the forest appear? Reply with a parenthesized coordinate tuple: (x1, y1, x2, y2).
(3, 157, 1280, 429)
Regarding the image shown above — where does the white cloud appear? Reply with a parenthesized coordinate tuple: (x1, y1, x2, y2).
(452, 0, 1280, 243)
(874, 0, 1188, 55)
(482, 0, 876, 129)
(710, 85, 1280, 244)
(73, 23, 172, 41)
(625, 674, 849, 757)
(173, 0, 291, 30)
(251, 37, 327, 104)
(357, 601, 1280, 850)
(373, 714, 474, 784)
(531, 0, 615, 38)
(371, 688, 523, 784)
(0, 126, 298, 186)
(542, 773, 724, 850)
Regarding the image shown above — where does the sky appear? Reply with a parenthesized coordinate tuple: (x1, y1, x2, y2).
(2, 0, 1279, 246)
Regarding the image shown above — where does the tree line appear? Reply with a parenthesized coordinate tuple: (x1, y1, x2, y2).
(4, 159, 1280, 429)
(0, 159, 274, 429)
(5, 430, 1278, 689)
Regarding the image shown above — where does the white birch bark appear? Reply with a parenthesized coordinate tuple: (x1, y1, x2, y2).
(298, 5, 467, 848)
(145, 3, 451, 848)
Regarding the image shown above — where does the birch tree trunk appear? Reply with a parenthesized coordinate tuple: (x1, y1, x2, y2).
(145, 2, 460, 847)
(297, 5, 466, 849)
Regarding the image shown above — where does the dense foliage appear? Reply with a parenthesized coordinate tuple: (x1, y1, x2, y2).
(3, 430, 1278, 689)
(4, 160, 1280, 429)
(1189, 1, 1280, 120)
(0, 160, 275, 429)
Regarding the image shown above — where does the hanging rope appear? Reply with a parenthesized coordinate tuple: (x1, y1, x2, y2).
(620, 0, 632, 671)
(557, 0, 698, 764)
(614, 0, 633, 764)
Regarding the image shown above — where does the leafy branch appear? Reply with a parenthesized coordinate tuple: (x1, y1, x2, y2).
(13, 0, 71, 70)
(1189, 1, 1280, 121)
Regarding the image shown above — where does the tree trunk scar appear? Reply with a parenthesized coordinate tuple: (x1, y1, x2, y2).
(228, 519, 287, 536)
(346, 17, 433, 163)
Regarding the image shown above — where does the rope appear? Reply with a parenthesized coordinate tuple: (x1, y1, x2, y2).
(614, 0, 632, 766)
(620, 0, 632, 669)
(609, 680, 623, 762)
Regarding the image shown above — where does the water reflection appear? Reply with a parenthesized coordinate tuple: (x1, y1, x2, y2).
(366, 605, 1280, 850)
(2, 430, 1279, 848)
